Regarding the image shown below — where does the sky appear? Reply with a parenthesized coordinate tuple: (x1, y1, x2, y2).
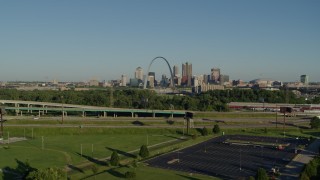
(0, 0, 319, 82)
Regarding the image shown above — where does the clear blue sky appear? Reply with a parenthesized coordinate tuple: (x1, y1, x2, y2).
(1, 0, 319, 82)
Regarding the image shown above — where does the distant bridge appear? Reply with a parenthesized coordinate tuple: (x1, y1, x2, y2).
(0, 100, 186, 118)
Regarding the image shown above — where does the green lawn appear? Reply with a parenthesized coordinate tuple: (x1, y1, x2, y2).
(71, 164, 218, 180)
(1, 128, 182, 171)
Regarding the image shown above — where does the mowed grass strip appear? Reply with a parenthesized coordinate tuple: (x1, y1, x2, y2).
(74, 165, 219, 180)
(1, 127, 182, 170)
(195, 112, 276, 118)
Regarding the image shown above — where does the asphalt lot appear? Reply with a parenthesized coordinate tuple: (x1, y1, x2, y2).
(146, 135, 309, 179)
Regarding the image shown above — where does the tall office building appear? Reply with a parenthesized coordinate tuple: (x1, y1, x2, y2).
(135, 67, 144, 81)
(148, 72, 155, 88)
(173, 65, 179, 77)
(121, 74, 127, 87)
(211, 68, 220, 82)
(182, 62, 192, 86)
(300, 75, 309, 85)
(220, 75, 230, 85)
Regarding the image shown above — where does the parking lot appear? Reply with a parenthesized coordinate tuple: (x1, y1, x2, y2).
(146, 135, 309, 179)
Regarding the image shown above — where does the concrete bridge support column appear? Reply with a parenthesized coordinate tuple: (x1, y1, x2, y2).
(42, 105, 45, 115)
(103, 112, 106, 118)
(152, 112, 155, 118)
(20, 111, 23, 116)
(131, 112, 134, 118)
(27, 104, 30, 113)
(171, 112, 173, 118)
(38, 111, 41, 117)
(15, 103, 20, 116)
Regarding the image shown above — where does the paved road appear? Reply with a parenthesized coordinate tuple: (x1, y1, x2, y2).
(280, 138, 320, 180)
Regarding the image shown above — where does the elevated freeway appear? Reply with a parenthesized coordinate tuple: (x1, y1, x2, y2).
(0, 100, 186, 118)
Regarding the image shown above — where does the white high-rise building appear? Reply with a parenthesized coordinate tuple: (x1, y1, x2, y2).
(121, 74, 127, 87)
(135, 67, 144, 80)
(173, 65, 179, 77)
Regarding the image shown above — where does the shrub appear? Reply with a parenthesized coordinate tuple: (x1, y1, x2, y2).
(125, 171, 136, 179)
(201, 127, 208, 136)
(166, 120, 175, 125)
(110, 150, 120, 166)
(139, 145, 149, 158)
(310, 116, 320, 129)
(212, 124, 220, 134)
(256, 168, 268, 180)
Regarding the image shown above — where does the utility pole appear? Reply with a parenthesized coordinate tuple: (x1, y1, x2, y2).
(0, 108, 7, 139)
(61, 96, 64, 124)
(276, 104, 278, 128)
(110, 87, 114, 107)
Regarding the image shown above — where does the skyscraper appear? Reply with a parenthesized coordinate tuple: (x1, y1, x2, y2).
(182, 62, 192, 86)
(148, 72, 155, 88)
(300, 75, 309, 85)
(121, 74, 127, 87)
(173, 65, 179, 77)
(135, 67, 143, 81)
(211, 68, 220, 83)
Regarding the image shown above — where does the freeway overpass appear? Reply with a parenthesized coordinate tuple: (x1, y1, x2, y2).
(0, 100, 186, 118)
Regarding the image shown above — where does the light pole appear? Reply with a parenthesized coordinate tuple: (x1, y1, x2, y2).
(61, 96, 64, 124)
(276, 104, 278, 128)
(0, 107, 7, 139)
(239, 149, 242, 171)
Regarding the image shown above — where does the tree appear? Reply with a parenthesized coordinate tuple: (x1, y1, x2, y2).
(110, 150, 120, 166)
(201, 127, 208, 136)
(248, 176, 255, 180)
(300, 172, 310, 180)
(310, 116, 320, 129)
(212, 124, 220, 134)
(26, 167, 66, 180)
(139, 145, 149, 158)
(124, 171, 136, 179)
(256, 168, 268, 180)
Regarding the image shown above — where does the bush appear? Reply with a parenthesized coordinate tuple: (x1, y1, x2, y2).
(139, 145, 149, 158)
(192, 134, 198, 140)
(166, 120, 175, 125)
(110, 150, 120, 166)
(201, 127, 208, 136)
(212, 124, 220, 134)
(132, 121, 144, 126)
(310, 116, 320, 129)
(300, 172, 310, 180)
(26, 167, 66, 180)
(125, 171, 136, 179)
(256, 168, 268, 180)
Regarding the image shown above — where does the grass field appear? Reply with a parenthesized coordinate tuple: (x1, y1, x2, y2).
(1, 112, 318, 179)
(72, 164, 219, 180)
(0, 126, 217, 179)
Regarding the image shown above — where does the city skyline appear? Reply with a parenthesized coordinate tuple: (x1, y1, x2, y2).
(1, 0, 319, 82)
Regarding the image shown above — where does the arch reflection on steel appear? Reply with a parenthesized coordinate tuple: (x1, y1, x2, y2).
(143, 57, 175, 89)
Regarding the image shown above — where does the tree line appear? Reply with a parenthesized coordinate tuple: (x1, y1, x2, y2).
(0, 88, 316, 111)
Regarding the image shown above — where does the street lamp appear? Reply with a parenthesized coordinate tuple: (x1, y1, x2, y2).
(239, 149, 242, 171)
(61, 96, 64, 124)
(0, 107, 7, 139)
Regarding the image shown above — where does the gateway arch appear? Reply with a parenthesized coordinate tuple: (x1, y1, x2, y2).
(143, 56, 175, 89)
